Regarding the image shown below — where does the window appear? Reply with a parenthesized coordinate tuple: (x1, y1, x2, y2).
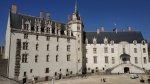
(56, 45, 59, 51)
(45, 68, 49, 73)
(36, 26, 39, 32)
(93, 48, 97, 54)
(57, 37, 59, 42)
(77, 25, 80, 30)
(46, 27, 50, 33)
(67, 38, 70, 43)
(56, 55, 58, 62)
(93, 56, 97, 64)
(134, 48, 137, 53)
(66, 69, 69, 72)
(123, 48, 125, 53)
(78, 48, 80, 51)
(46, 36, 50, 41)
(111, 48, 114, 53)
(133, 40, 137, 45)
(110, 40, 114, 45)
(47, 44, 49, 51)
(105, 56, 108, 63)
(23, 42, 28, 50)
(36, 44, 38, 51)
(55, 72, 57, 76)
(144, 57, 147, 64)
(22, 54, 27, 63)
(78, 40, 80, 44)
(35, 55, 38, 62)
(67, 45, 70, 52)
(104, 47, 108, 53)
(86, 49, 88, 54)
(24, 24, 29, 30)
(30, 69, 33, 73)
(24, 72, 27, 76)
(67, 54, 70, 61)
(112, 57, 115, 64)
(46, 55, 49, 62)
(24, 34, 28, 39)
(36, 35, 39, 40)
(135, 57, 138, 64)
(143, 48, 146, 53)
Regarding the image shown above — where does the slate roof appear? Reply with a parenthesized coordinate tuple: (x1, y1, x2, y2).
(84, 31, 144, 43)
(10, 12, 67, 34)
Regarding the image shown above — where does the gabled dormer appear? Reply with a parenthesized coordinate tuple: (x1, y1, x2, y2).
(133, 40, 137, 45)
(93, 37, 97, 45)
(110, 40, 114, 45)
(104, 37, 108, 45)
(34, 19, 41, 33)
(141, 40, 146, 45)
(22, 19, 31, 31)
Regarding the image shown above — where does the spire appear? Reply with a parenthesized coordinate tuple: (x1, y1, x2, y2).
(74, 0, 78, 14)
(68, 14, 71, 22)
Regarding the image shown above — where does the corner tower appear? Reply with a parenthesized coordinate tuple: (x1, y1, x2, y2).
(68, 2, 84, 75)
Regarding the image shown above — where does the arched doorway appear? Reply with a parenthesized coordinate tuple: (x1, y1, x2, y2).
(124, 67, 129, 73)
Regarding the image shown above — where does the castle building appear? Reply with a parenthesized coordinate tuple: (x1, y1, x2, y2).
(1, 4, 150, 83)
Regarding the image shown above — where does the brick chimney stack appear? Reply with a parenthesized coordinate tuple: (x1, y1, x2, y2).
(12, 4, 17, 14)
(46, 12, 50, 20)
(128, 26, 131, 31)
(40, 11, 43, 19)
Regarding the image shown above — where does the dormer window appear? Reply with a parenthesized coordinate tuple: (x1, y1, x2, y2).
(142, 40, 146, 45)
(104, 37, 108, 45)
(46, 27, 50, 33)
(133, 40, 137, 45)
(110, 40, 114, 45)
(24, 21, 30, 30)
(93, 37, 97, 44)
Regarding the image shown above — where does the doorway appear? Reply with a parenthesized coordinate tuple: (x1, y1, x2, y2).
(124, 67, 129, 73)
(59, 74, 62, 79)
(23, 78, 27, 84)
(45, 76, 49, 81)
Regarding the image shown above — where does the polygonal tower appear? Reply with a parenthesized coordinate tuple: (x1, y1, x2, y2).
(68, 2, 84, 75)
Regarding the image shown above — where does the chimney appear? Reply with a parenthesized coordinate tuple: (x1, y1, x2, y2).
(39, 11, 43, 19)
(68, 14, 71, 22)
(96, 28, 100, 34)
(101, 26, 104, 32)
(12, 4, 17, 14)
(128, 26, 131, 31)
(46, 12, 50, 20)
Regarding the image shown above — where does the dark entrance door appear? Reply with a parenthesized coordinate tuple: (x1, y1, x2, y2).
(59, 74, 62, 79)
(23, 78, 26, 84)
(124, 67, 129, 73)
(45, 76, 48, 81)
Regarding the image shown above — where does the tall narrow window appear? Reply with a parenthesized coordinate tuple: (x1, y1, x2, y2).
(56, 45, 59, 51)
(36, 35, 39, 40)
(46, 36, 50, 41)
(24, 72, 27, 76)
(46, 55, 49, 62)
(67, 38, 70, 43)
(104, 47, 108, 53)
(93, 48, 97, 54)
(123, 48, 125, 53)
(22, 54, 27, 63)
(144, 57, 147, 64)
(67, 54, 70, 61)
(30, 69, 33, 73)
(36, 43, 38, 51)
(24, 34, 28, 39)
(93, 56, 97, 64)
(105, 56, 108, 63)
(45, 68, 49, 73)
(143, 48, 146, 53)
(134, 48, 137, 53)
(67, 45, 70, 52)
(23, 42, 28, 50)
(112, 57, 115, 64)
(57, 37, 59, 42)
(111, 48, 114, 53)
(46, 27, 50, 33)
(56, 55, 58, 62)
(47, 44, 49, 51)
(35, 55, 38, 62)
(86, 58, 88, 63)
(135, 57, 138, 64)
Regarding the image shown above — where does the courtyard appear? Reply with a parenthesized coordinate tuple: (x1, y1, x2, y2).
(36, 74, 150, 84)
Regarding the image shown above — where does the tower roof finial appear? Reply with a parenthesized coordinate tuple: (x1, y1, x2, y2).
(74, 0, 78, 13)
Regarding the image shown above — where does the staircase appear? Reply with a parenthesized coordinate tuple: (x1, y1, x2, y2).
(105, 63, 149, 74)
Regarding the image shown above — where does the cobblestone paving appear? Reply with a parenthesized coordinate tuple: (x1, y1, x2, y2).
(37, 74, 150, 84)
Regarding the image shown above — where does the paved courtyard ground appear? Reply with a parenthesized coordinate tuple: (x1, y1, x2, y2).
(37, 74, 150, 84)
